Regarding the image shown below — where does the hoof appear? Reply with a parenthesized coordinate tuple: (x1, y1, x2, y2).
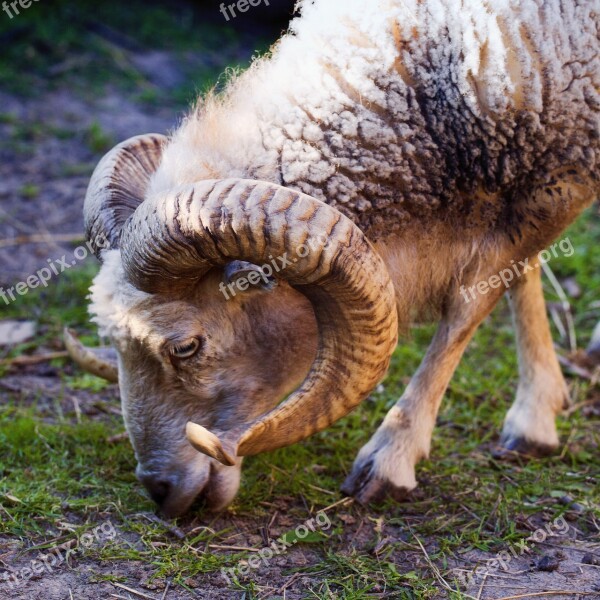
(341, 460, 412, 505)
(492, 435, 558, 460)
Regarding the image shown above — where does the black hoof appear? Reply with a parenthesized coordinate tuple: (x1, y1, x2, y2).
(341, 461, 411, 505)
(492, 436, 557, 460)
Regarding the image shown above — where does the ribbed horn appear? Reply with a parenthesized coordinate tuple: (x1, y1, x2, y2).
(84, 133, 167, 258)
(121, 179, 398, 463)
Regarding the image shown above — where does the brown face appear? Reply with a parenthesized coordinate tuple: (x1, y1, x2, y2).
(107, 267, 318, 517)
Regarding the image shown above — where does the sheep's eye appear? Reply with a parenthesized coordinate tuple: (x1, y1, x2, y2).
(169, 338, 201, 360)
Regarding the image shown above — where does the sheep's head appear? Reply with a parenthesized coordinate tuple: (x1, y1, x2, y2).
(70, 134, 398, 517)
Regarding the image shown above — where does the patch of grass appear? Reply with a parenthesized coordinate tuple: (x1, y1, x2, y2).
(85, 121, 114, 154)
(0, 262, 99, 379)
(0, 112, 18, 124)
(0, 411, 141, 534)
(0, 262, 97, 333)
(63, 373, 111, 393)
(18, 183, 40, 199)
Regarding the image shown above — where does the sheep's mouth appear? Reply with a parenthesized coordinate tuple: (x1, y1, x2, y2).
(157, 460, 241, 519)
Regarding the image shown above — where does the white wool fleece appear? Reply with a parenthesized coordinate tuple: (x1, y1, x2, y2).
(147, 0, 599, 237)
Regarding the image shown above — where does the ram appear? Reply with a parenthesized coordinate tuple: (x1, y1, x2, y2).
(67, 0, 599, 517)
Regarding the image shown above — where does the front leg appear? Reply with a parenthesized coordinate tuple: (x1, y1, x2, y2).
(342, 287, 503, 504)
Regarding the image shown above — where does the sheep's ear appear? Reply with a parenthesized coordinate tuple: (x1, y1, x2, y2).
(223, 261, 277, 294)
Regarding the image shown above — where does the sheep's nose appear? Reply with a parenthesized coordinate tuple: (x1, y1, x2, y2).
(137, 471, 173, 506)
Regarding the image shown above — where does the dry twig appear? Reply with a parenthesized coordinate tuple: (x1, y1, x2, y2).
(111, 582, 158, 599)
(494, 592, 598, 600)
(0, 233, 84, 249)
(543, 263, 577, 351)
(0, 351, 69, 367)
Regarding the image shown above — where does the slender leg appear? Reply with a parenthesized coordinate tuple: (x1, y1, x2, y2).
(497, 264, 569, 456)
(342, 286, 503, 504)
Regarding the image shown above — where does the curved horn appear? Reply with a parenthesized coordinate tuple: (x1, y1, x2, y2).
(63, 328, 119, 383)
(121, 179, 398, 464)
(84, 133, 167, 258)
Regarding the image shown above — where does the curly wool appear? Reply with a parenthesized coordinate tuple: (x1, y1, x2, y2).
(148, 0, 599, 239)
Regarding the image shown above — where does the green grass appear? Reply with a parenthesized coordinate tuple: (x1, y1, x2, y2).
(1, 210, 598, 597)
(84, 121, 115, 154)
(0, 262, 96, 369)
(0, 0, 267, 107)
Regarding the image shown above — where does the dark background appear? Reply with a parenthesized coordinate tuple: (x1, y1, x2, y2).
(0, 0, 297, 99)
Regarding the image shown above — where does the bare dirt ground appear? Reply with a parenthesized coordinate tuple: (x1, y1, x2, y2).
(0, 87, 175, 284)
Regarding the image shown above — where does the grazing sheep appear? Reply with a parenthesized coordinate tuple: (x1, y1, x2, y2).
(69, 0, 599, 516)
